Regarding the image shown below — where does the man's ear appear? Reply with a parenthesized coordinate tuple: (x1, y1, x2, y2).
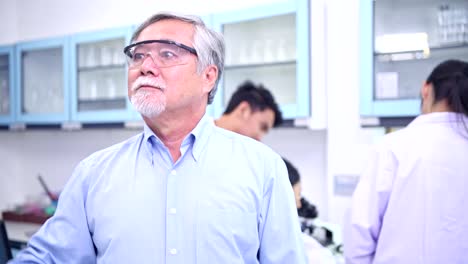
(202, 65, 218, 94)
(237, 101, 252, 120)
(421, 81, 430, 100)
(420, 81, 433, 114)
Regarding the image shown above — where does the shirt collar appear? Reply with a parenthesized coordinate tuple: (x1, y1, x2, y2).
(190, 114, 214, 161)
(142, 114, 214, 162)
(409, 112, 468, 127)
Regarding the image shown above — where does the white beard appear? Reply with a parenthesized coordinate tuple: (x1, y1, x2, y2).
(130, 77, 167, 118)
(131, 89, 166, 118)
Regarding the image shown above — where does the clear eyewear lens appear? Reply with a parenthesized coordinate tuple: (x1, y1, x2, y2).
(126, 42, 193, 68)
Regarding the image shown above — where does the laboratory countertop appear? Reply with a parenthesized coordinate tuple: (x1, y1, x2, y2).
(2, 211, 50, 225)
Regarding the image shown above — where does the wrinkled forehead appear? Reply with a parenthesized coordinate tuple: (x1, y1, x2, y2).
(137, 19, 195, 46)
(132, 41, 184, 52)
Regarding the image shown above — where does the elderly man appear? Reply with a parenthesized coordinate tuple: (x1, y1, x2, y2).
(11, 12, 306, 264)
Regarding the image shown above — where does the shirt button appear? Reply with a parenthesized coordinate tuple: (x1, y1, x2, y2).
(169, 208, 177, 214)
(171, 170, 177, 176)
(169, 248, 177, 255)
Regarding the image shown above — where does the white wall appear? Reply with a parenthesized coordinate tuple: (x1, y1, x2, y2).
(10, 0, 284, 43)
(264, 128, 327, 219)
(325, 0, 386, 226)
(0, 0, 18, 44)
(0, 128, 327, 218)
(0, 129, 138, 209)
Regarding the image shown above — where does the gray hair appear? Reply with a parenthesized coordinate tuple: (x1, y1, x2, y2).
(131, 12, 225, 104)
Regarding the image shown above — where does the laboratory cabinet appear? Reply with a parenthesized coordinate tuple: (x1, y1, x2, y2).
(10, 27, 134, 126)
(70, 26, 134, 123)
(0, 45, 14, 125)
(4, 1, 314, 127)
(15, 37, 70, 124)
(212, 0, 310, 119)
(360, 0, 468, 118)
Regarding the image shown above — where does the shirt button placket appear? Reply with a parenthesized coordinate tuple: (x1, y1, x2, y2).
(167, 169, 178, 262)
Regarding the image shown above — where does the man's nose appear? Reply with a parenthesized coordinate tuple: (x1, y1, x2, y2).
(140, 54, 161, 76)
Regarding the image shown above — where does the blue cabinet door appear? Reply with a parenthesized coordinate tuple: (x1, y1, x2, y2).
(15, 37, 70, 124)
(70, 26, 134, 123)
(359, 0, 421, 117)
(212, 0, 310, 119)
(0, 45, 15, 125)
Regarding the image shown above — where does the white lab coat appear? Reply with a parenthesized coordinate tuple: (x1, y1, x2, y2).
(302, 233, 336, 264)
(345, 112, 468, 264)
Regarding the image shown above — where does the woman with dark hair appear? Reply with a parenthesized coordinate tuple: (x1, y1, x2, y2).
(282, 157, 337, 264)
(283, 158, 319, 219)
(345, 59, 468, 264)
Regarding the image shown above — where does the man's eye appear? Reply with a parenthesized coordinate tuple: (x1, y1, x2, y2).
(159, 50, 177, 60)
(133, 53, 146, 61)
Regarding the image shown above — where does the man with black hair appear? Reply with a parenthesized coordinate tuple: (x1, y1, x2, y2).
(215, 80, 283, 141)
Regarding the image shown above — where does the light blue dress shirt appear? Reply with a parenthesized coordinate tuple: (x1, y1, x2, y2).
(11, 115, 307, 264)
(345, 112, 468, 264)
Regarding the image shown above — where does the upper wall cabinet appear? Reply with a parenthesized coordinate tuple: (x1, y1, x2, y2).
(212, 0, 310, 119)
(15, 37, 70, 124)
(360, 0, 468, 117)
(70, 27, 134, 123)
(0, 46, 14, 125)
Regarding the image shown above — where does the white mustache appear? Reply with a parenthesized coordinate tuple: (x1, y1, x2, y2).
(131, 77, 165, 92)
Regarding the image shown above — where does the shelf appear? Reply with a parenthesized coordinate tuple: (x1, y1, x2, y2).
(78, 97, 127, 111)
(428, 42, 468, 51)
(360, 116, 416, 128)
(375, 42, 468, 56)
(225, 60, 296, 70)
(375, 43, 468, 62)
(375, 51, 428, 62)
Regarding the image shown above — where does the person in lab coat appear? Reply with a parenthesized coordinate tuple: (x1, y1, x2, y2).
(11, 12, 307, 264)
(345, 59, 468, 264)
(215, 80, 283, 141)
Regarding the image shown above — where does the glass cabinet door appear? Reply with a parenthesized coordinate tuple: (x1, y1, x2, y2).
(71, 27, 133, 123)
(360, 0, 468, 117)
(212, 0, 310, 119)
(223, 14, 297, 106)
(15, 37, 69, 124)
(23, 48, 64, 114)
(0, 46, 14, 124)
